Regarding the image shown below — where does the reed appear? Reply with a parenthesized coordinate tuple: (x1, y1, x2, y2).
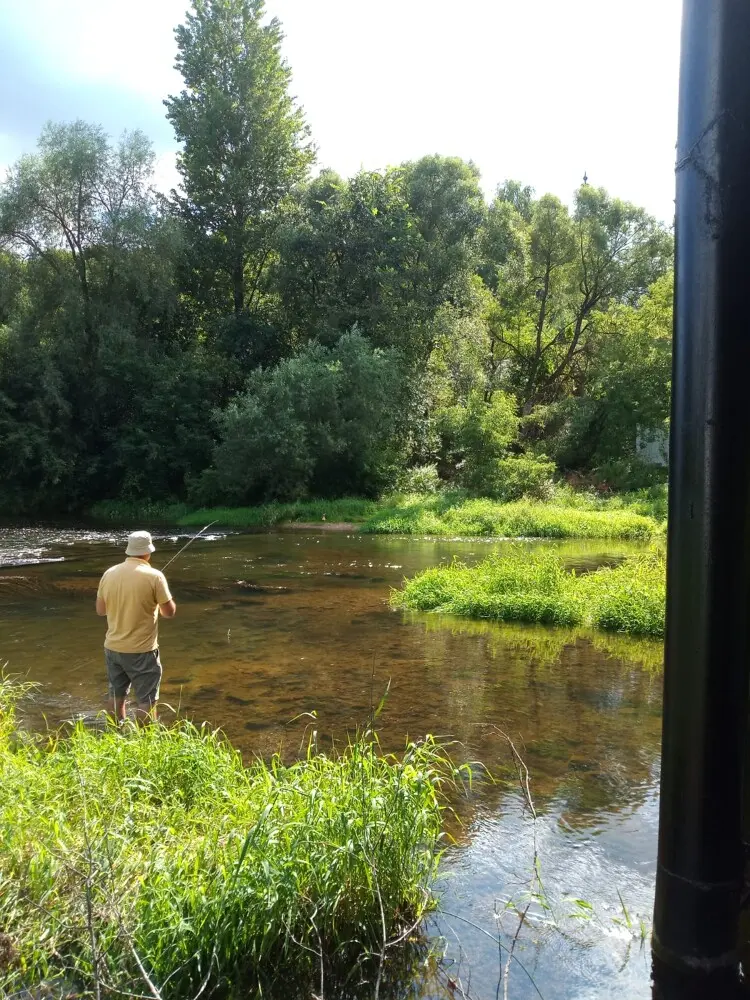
(0, 680, 456, 999)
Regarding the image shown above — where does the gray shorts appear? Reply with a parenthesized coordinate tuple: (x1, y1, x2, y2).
(105, 648, 162, 705)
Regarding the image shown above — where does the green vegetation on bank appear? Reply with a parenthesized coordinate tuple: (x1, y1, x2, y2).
(90, 487, 665, 540)
(0, 0, 672, 518)
(393, 547, 666, 638)
(90, 496, 381, 529)
(89, 499, 194, 524)
(0, 680, 455, 998)
(359, 495, 658, 540)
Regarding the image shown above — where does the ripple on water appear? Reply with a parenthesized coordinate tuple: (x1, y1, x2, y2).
(2, 525, 662, 1000)
(0, 526, 229, 568)
(0, 527, 119, 567)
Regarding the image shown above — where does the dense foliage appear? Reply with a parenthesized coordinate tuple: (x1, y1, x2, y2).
(0, 0, 673, 516)
(0, 678, 453, 997)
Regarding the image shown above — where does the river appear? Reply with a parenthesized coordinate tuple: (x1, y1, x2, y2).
(0, 525, 663, 999)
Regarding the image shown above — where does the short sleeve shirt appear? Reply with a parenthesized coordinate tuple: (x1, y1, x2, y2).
(97, 558, 173, 653)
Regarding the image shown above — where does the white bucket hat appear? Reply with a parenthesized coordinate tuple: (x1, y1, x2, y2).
(126, 530, 155, 557)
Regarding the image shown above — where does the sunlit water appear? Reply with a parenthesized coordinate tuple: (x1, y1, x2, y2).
(0, 526, 662, 999)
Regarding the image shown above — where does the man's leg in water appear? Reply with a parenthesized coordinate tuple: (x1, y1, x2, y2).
(105, 650, 131, 723)
(135, 700, 158, 724)
(132, 649, 163, 726)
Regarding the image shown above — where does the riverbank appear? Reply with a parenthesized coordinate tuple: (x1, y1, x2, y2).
(393, 547, 666, 638)
(0, 679, 453, 999)
(90, 487, 666, 540)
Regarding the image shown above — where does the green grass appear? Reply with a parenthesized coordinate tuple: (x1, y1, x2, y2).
(177, 493, 659, 540)
(89, 499, 192, 524)
(178, 497, 382, 529)
(361, 495, 658, 540)
(88, 489, 664, 540)
(393, 546, 666, 638)
(547, 483, 669, 522)
(0, 680, 456, 999)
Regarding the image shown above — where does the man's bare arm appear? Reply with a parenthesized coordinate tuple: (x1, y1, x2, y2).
(159, 599, 177, 619)
(96, 597, 107, 616)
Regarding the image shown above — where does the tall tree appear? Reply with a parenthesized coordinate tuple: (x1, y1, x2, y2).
(401, 155, 485, 307)
(165, 0, 315, 317)
(276, 157, 484, 365)
(0, 121, 154, 349)
(554, 270, 673, 476)
(0, 122, 220, 512)
(482, 183, 673, 411)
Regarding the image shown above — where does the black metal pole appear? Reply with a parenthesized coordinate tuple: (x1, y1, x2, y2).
(653, 0, 750, 985)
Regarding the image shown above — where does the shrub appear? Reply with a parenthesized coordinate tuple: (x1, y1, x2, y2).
(394, 464, 442, 495)
(593, 458, 668, 492)
(199, 331, 406, 504)
(489, 455, 556, 502)
(437, 390, 519, 495)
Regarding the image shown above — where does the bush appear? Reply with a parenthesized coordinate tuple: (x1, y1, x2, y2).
(199, 331, 406, 505)
(593, 458, 668, 492)
(489, 455, 556, 502)
(0, 681, 455, 999)
(393, 546, 666, 637)
(437, 390, 519, 495)
(394, 463, 443, 495)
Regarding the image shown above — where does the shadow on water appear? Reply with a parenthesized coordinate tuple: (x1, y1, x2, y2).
(0, 526, 664, 998)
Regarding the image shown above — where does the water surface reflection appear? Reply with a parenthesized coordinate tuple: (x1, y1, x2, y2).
(0, 527, 662, 998)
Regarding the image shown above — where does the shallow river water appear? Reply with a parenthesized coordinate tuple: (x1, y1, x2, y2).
(0, 526, 663, 1000)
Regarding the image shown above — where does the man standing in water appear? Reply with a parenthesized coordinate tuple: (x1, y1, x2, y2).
(96, 530, 176, 723)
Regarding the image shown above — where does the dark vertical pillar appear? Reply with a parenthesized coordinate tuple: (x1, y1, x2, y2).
(653, 0, 750, 984)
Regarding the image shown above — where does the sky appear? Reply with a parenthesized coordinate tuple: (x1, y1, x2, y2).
(0, 0, 682, 222)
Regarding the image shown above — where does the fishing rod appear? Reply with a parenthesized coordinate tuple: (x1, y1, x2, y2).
(161, 521, 219, 571)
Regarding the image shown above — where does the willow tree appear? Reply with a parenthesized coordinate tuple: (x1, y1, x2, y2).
(165, 0, 315, 317)
(0, 121, 154, 350)
(481, 182, 673, 412)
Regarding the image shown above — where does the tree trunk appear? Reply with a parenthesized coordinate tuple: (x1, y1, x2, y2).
(72, 250, 94, 350)
(522, 258, 552, 411)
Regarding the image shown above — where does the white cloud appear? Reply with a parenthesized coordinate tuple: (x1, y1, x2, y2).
(274, 0, 681, 220)
(2, 0, 681, 220)
(5, 0, 184, 99)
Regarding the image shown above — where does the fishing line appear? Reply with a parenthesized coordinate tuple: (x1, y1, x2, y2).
(161, 521, 219, 571)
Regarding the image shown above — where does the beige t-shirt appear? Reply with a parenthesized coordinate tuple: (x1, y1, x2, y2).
(97, 558, 173, 653)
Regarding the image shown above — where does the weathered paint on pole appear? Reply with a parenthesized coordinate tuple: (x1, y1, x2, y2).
(653, 0, 750, 986)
